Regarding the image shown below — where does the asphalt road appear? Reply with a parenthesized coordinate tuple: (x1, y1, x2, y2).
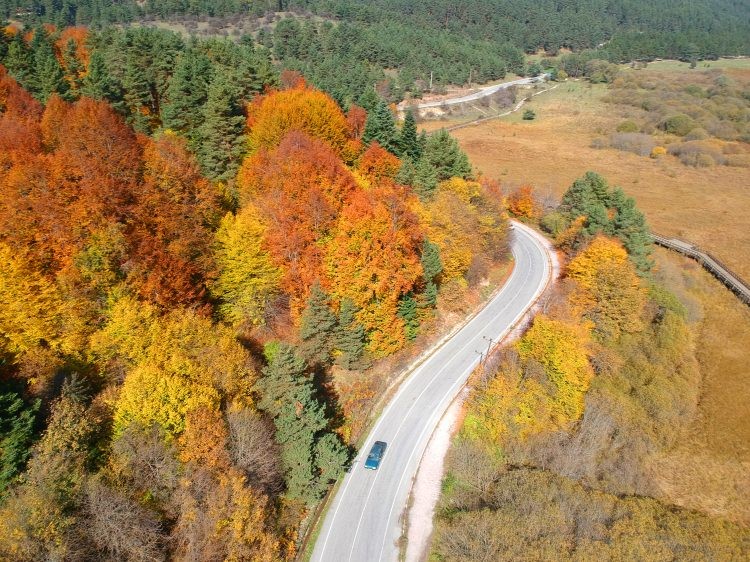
(413, 74, 549, 109)
(311, 222, 553, 562)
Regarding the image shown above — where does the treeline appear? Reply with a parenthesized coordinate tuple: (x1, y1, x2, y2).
(431, 173, 750, 559)
(0, 40, 509, 557)
(2, 1, 748, 96)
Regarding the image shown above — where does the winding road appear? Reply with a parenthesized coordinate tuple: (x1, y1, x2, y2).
(410, 74, 549, 109)
(311, 222, 553, 562)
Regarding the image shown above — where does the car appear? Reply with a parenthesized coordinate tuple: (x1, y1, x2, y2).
(364, 441, 387, 470)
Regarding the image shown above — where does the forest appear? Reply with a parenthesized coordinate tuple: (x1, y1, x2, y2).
(1, 0, 748, 99)
(0, 23, 511, 560)
(431, 174, 750, 559)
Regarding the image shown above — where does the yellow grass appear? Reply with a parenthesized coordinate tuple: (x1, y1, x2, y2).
(432, 73, 750, 280)
(651, 247, 750, 524)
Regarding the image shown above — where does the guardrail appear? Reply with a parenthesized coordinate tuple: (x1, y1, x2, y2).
(651, 233, 750, 305)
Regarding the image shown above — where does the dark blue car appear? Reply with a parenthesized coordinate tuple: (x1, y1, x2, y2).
(364, 441, 387, 470)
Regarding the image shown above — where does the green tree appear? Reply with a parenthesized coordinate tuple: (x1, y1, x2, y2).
(299, 282, 338, 366)
(4, 34, 34, 88)
(399, 109, 421, 159)
(0, 390, 39, 496)
(610, 188, 654, 273)
(397, 294, 420, 341)
(257, 344, 347, 503)
(196, 72, 246, 181)
(29, 29, 70, 103)
(362, 99, 398, 153)
(422, 129, 472, 180)
(61, 39, 83, 97)
(81, 50, 123, 111)
(334, 299, 369, 370)
(161, 48, 212, 144)
(413, 156, 439, 200)
(421, 239, 443, 307)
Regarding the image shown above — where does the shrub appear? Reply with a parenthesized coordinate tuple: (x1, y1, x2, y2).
(523, 108, 536, 120)
(684, 127, 709, 141)
(650, 146, 667, 158)
(616, 120, 639, 133)
(667, 141, 726, 167)
(608, 132, 656, 156)
(660, 114, 696, 136)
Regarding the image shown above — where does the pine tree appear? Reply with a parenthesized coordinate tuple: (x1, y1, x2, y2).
(161, 49, 212, 144)
(413, 156, 439, 200)
(395, 157, 416, 186)
(122, 55, 154, 133)
(299, 282, 338, 366)
(257, 344, 346, 503)
(196, 73, 246, 181)
(62, 39, 83, 97)
(362, 99, 398, 153)
(29, 29, 70, 103)
(399, 109, 420, 159)
(610, 188, 653, 273)
(422, 129, 472, 180)
(0, 390, 39, 495)
(357, 85, 379, 112)
(397, 294, 420, 341)
(334, 298, 369, 370)
(421, 239, 443, 282)
(82, 50, 123, 111)
(5, 34, 34, 89)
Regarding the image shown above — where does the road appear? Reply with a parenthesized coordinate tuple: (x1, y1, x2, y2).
(311, 222, 553, 562)
(412, 74, 549, 109)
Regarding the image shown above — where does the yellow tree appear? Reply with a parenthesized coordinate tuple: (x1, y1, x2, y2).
(212, 209, 282, 327)
(516, 315, 593, 421)
(0, 244, 65, 355)
(566, 236, 646, 341)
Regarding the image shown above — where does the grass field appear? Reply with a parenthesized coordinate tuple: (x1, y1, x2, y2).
(422, 61, 750, 281)
(652, 247, 750, 524)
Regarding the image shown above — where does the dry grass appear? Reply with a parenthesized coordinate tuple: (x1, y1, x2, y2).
(651, 247, 750, 524)
(425, 68, 750, 281)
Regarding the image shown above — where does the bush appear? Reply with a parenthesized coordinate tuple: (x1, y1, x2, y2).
(616, 120, 640, 133)
(660, 113, 696, 136)
(608, 132, 656, 156)
(668, 141, 726, 167)
(684, 127, 709, 141)
(523, 108, 536, 120)
(650, 145, 667, 158)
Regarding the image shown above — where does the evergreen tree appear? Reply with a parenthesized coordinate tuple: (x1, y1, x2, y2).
(560, 171, 611, 236)
(421, 239, 443, 282)
(413, 156, 439, 201)
(334, 298, 369, 370)
(29, 29, 70, 103)
(4, 34, 34, 89)
(362, 99, 398, 153)
(257, 344, 347, 503)
(397, 294, 420, 341)
(0, 390, 39, 495)
(399, 109, 420, 160)
(299, 282, 338, 366)
(81, 50, 124, 111)
(395, 157, 416, 186)
(122, 54, 154, 133)
(422, 129, 472, 180)
(610, 188, 654, 273)
(357, 85, 379, 112)
(62, 39, 83, 97)
(196, 72, 246, 181)
(161, 49, 212, 144)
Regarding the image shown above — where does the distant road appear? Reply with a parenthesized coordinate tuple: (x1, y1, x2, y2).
(311, 222, 553, 562)
(410, 74, 549, 109)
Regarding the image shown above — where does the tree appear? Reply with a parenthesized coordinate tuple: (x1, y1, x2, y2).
(61, 39, 84, 97)
(81, 50, 123, 111)
(609, 188, 653, 273)
(362, 99, 398, 154)
(212, 209, 281, 326)
(196, 72, 246, 181)
(161, 48, 212, 145)
(566, 236, 646, 341)
(507, 184, 541, 219)
(399, 109, 421, 159)
(256, 344, 347, 503)
(413, 156, 439, 200)
(522, 108, 536, 120)
(333, 299, 369, 370)
(422, 129, 472, 180)
(0, 390, 39, 495)
(299, 282, 338, 366)
(29, 30, 70, 103)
